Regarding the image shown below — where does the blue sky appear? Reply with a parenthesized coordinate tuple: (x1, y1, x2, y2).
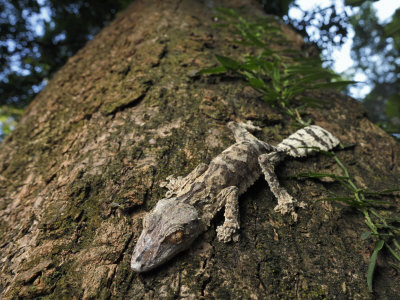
(290, 0, 400, 98)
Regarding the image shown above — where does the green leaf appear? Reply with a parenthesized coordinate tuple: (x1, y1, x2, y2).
(310, 81, 358, 90)
(294, 71, 338, 85)
(286, 65, 327, 73)
(297, 97, 326, 107)
(291, 172, 347, 180)
(361, 231, 372, 240)
(243, 31, 265, 48)
(271, 65, 281, 84)
(242, 58, 261, 72)
(260, 60, 274, 75)
(248, 77, 266, 90)
(198, 66, 227, 75)
(367, 240, 384, 292)
(362, 198, 392, 205)
(262, 90, 280, 102)
(315, 197, 357, 205)
(394, 239, 400, 252)
(285, 86, 306, 97)
(215, 55, 241, 71)
(363, 189, 390, 196)
(386, 243, 400, 262)
(377, 188, 400, 194)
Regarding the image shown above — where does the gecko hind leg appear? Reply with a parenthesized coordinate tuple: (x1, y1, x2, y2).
(258, 153, 305, 220)
(236, 121, 262, 132)
(160, 163, 208, 198)
(227, 121, 261, 142)
(215, 186, 240, 243)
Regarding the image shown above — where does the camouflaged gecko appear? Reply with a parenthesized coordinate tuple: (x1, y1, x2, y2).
(131, 122, 340, 272)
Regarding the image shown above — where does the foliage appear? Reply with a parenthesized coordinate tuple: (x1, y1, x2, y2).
(282, 0, 400, 135)
(201, 8, 354, 126)
(348, 1, 400, 133)
(291, 149, 400, 292)
(0, 0, 131, 109)
(287, 1, 351, 54)
(0, 105, 24, 139)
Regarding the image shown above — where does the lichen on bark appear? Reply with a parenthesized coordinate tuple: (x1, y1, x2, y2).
(0, 0, 399, 299)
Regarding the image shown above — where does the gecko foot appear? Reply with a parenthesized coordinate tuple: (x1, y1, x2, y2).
(160, 163, 208, 198)
(215, 186, 240, 243)
(273, 197, 297, 219)
(160, 175, 184, 198)
(216, 225, 240, 243)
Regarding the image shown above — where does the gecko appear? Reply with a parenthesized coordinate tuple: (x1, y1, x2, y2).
(131, 121, 340, 272)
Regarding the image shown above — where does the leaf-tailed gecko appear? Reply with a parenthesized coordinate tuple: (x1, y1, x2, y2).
(131, 122, 339, 272)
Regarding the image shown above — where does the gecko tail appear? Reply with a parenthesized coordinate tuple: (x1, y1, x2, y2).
(277, 125, 340, 158)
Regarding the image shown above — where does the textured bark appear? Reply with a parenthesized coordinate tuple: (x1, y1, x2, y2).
(0, 0, 399, 299)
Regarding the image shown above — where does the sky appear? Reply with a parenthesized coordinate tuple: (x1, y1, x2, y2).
(289, 0, 400, 99)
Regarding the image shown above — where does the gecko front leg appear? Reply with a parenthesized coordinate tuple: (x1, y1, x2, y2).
(215, 186, 240, 243)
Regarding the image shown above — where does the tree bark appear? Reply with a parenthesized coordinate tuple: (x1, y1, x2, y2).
(1, 0, 399, 299)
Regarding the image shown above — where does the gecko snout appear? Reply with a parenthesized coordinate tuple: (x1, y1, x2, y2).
(131, 198, 203, 272)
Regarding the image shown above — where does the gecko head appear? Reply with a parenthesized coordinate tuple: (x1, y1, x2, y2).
(131, 197, 203, 272)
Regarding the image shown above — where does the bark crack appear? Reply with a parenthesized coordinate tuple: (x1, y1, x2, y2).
(256, 261, 267, 291)
(114, 232, 134, 265)
(200, 232, 216, 297)
(105, 84, 151, 116)
(151, 44, 168, 68)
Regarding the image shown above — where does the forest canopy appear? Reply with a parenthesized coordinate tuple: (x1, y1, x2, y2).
(1, 0, 399, 137)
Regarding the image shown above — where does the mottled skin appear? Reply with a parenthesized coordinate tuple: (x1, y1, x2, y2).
(131, 122, 340, 272)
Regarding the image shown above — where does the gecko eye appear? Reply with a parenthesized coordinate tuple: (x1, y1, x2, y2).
(166, 230, 184, 244)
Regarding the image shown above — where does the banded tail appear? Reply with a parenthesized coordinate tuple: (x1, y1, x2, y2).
(277, 125, 340, 157)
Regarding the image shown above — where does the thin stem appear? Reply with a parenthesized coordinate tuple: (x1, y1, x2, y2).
(386, 244, 400, 262)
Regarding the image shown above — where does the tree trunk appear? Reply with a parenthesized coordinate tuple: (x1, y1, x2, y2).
(1, 0, 399, 299)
